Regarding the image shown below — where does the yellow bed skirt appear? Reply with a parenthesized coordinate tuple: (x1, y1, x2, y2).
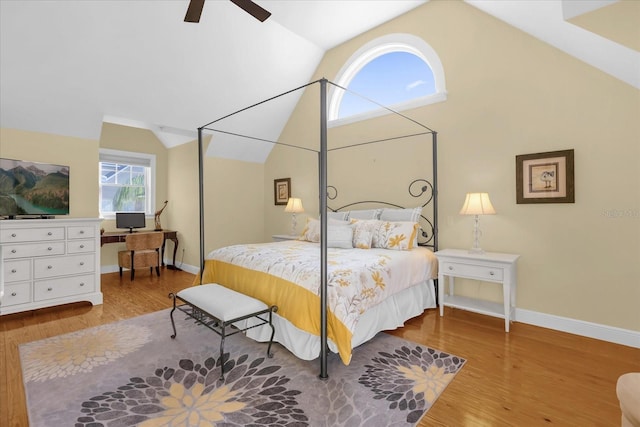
(195, 259, 354, 364)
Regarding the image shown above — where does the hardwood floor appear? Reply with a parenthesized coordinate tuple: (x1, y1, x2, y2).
(1, 269, 638, 426)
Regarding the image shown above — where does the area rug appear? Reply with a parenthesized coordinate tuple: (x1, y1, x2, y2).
(20, 308, 465, 426)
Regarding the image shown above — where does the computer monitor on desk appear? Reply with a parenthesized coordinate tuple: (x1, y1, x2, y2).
(115, 212, 146, 233)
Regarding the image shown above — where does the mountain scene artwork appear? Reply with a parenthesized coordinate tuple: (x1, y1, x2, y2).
(0, 158, 70, 216)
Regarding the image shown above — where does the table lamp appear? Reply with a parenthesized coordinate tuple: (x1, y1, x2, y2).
(459, 192, 496, 253)
(284, 197, 304, 236)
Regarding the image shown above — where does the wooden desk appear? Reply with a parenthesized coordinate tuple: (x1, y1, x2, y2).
(101, 230, 180, 270)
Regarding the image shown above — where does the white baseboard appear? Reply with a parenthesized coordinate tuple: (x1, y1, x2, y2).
(100, 262, 200, 275)
(516, 308, 640, 349)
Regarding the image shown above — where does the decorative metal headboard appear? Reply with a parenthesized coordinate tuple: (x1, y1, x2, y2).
(327, 178, 436, 249)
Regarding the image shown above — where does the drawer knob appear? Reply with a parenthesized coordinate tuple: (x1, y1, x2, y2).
(47, 287, 53, 291)
(79, 282, 85, 287)
(11, 269, 16, 273)
(80, 244, 85, 249)
(448, 266, 453, 270)
(48, 247, 53, 251)
(11, 249, 16, 254)
(47, 265, 53, 269)
(80, 261, 85, 266)
(11, 292, 17, 297)
(489, 271, 495, 276)
(11, 233, 16, 237)
(47, 231, 52, 236)
(80, 230, 85, 234)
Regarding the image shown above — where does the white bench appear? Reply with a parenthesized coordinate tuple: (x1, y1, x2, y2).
(169, 283, 277, 380)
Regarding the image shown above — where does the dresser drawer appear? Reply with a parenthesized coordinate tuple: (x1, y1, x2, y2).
(441, 261, 504, 281)
(34, 274, 95, 301)
(68, 226, 96, 240)
(34, 254, 95, 279)
(3, 242, 65, 259)
(3, 259, 32, 283)
(67, 239, 95, 254)
(1, 282, 32, 307)
(0, 227, 65, 243)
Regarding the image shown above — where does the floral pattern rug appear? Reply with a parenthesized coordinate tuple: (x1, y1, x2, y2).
(20, 308, 465, 426)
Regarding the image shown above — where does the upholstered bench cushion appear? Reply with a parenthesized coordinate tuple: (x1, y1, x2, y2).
(177, 283, 268, 322)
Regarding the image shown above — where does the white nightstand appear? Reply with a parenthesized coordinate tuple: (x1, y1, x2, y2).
(435, 249, 520, 332)
(272, 234, 299, 242)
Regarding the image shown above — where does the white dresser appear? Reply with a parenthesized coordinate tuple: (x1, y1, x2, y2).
(0, 218, 102, 315)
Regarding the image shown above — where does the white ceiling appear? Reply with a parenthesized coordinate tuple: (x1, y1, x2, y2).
(1, 0, 638, 162)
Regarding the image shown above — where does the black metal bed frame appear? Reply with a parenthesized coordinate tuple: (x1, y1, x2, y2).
(194, 78, 437, 379)
(328, 178, 436, 249)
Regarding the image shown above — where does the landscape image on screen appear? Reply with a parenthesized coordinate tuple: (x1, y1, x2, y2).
(0, 158, 70, 216)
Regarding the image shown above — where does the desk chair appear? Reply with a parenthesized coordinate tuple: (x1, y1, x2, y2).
(118, 232, 164, 280)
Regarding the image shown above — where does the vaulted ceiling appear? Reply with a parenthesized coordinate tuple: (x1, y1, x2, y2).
(1, 0, 638, 162)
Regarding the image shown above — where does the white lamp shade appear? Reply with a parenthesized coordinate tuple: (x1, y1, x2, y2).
(459, 193, 496, 215)
(284, 197, 304, 213)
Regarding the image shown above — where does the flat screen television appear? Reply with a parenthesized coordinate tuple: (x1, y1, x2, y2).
(116, 212, 146, 233)
(0, 158, 70, 218)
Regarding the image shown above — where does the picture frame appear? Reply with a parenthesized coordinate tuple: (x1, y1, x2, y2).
(516, 149, 574, 204)
(274, 178, 291, 206)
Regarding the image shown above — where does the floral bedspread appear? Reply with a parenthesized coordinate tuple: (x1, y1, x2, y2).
(202, 240, 437, 363)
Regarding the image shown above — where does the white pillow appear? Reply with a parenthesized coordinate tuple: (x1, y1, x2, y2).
(299, 218, 353, 245)
(347, 209, 381, 220)
(379, 207, 422, 222)
(299, 217, 319, 242)
(349, 219, 382, 249)
(327, 225, 354, 248)
(327, 211, 348, 221)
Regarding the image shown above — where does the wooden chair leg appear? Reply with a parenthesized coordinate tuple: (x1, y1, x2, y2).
(156, 266, 160, 276)
(119, 267, 123, 277)
(130, 252, 135, 281)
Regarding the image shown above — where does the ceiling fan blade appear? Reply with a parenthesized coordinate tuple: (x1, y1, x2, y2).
(184, 0, 205, 23)
(230, 0, 271, 22)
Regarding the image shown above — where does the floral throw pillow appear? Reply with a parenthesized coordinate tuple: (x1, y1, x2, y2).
(372, 221, 419, 250)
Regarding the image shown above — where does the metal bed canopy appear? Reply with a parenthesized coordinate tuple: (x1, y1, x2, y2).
(194, 78, 438, 379)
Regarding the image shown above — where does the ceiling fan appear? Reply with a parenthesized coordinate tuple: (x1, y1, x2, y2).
(184, 0, 271, 23)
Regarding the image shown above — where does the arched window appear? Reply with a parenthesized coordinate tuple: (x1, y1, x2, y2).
(329, 34, 446, 126)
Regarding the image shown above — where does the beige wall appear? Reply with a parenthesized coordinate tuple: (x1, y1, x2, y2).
(0, 128, 99, 218)
(168, 139, 265, 270)
(265, 0, 640, 332)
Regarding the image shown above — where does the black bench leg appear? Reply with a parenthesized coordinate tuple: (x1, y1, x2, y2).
(267, 307, 276, 358)
(169, 293, 178, 339)
(219, 324, 226, 380)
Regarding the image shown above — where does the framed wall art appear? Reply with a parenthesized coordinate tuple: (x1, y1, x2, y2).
(516, 149, 575, 204)
(274, 177, 291, 205)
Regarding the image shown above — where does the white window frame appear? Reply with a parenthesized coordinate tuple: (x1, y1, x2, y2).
(99, 148, 156, 219)
(328, 33, 447, 128)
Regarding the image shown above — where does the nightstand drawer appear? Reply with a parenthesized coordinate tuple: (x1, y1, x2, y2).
(441, 261, 504, 281)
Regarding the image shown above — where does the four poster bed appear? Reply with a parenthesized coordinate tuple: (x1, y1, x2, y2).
(194, 78, 438, 378)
